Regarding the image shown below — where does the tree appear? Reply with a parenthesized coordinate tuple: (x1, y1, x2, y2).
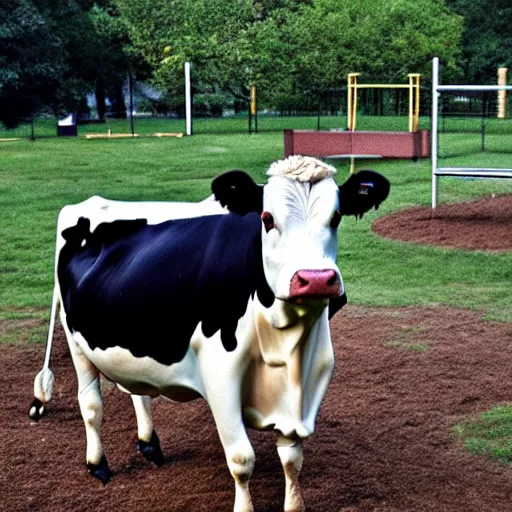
(0, 0, 67, 127)
(0, 0, 137, 127)
(446, 0, 512, 83)
(115, 0, 462, 108)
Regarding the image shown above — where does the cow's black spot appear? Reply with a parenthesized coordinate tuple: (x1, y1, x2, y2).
(58, 213, 274, 366)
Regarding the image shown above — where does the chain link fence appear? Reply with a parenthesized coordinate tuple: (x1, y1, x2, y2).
(2, 85, 511, 143)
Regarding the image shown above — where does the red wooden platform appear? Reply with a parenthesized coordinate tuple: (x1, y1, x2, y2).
(284, 129, 430, 160)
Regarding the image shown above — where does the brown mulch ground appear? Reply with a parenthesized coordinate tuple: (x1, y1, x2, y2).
(373, 194, 512, 252)
(2, 195, 512, 512)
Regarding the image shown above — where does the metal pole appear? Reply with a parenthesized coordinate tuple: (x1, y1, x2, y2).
(347, 73, 359, 130)
(431, 58, 439, 208)
(408, 75, 413, 132)
(415, 75, 420, 132)
(317, 94, 321, 131)
(251, 85, 258, 134)
(185, 62, 192, 136)
(347, 76, 352, 129)
(481, 93, 486, 152)
(129, 72, 135, 137)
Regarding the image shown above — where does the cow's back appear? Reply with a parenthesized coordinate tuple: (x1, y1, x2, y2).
(58, 213, 274, 367)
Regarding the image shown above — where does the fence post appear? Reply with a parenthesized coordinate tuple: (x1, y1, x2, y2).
(185, 62, 192, 136)
(250, 84, 257, 134)
(497, 68, 508, 119)
(129, 72, 135, 137)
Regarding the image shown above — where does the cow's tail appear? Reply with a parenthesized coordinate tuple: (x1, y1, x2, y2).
(29, 216, 92, 421)
(29, 283, 59, 421)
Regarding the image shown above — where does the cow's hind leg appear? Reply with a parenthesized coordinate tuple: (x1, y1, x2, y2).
(64, 324, 111, 483)
(131, 395, 165, 466)
(276, 435, 305, 512)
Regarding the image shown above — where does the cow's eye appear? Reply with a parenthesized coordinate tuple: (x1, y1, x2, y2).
(330, 210, 342, 229)
(261, 211, 275, 233)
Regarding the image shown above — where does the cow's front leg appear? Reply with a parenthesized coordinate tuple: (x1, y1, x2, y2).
(276, 435, 305, 512)
(208, 399, 255, 512)
(131, 395, 164, 466)
(199, 355, 255, 511)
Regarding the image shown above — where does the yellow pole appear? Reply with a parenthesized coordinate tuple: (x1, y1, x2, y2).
(347, 78, 351, 130)
(347, 73, 359, 131)
(250, 84, 257, 115)
(408, 75, 413, 132)
(498, 68, 508, 119)
(415, 75, 420, 131)
(407, 74, 421, 132)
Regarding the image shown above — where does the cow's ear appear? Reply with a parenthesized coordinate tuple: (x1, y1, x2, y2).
(338, 170, 390, 218)
(211, 170, 264, 215)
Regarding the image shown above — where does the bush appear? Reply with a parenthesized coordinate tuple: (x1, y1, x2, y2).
(193, 93, 234, 118)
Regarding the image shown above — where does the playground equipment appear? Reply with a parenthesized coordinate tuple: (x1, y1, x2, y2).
(347, 73, 421, 132)
(431, 57, 512, 208)
(284, 72, 430, 174)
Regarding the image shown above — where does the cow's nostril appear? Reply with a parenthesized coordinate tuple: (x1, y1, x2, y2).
(327, 274, 337, 286)
(298, 275, 309, 286)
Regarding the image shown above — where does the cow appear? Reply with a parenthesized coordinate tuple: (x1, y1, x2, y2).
(30, 156, 390, 512)
(29, 194, 227, 421)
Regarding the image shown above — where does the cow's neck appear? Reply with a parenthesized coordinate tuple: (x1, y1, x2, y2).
(242, 298, 326, 436)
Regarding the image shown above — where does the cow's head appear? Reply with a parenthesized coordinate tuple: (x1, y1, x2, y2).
(212, 156, 390, 312)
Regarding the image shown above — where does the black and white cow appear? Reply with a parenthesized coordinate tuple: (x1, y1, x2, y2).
(30, 156, 389, 512)
(29, 194, 226, 420)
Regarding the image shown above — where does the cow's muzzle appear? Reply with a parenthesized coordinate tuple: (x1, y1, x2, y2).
(289, 269, 341, 300)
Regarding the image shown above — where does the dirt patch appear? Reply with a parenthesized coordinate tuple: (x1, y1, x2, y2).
(372, 194, 512, 252)
(2, 306, 512, 511)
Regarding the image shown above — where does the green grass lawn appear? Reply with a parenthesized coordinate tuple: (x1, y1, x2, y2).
(2, 124, 512, 459)
(1, 128, 511, 321)
(455, 406, 512, 463)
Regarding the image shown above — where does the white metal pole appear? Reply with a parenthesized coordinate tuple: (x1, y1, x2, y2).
(185, 62, 192, 136)
(431, 57, 439, 208)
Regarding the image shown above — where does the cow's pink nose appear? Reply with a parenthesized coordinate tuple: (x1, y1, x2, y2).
(289, 269, 340, 299)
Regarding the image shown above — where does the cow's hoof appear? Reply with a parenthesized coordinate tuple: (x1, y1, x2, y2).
(29, 398, 44, 421)
(137, 431, 165, 466)
(87, 456, 111, 484)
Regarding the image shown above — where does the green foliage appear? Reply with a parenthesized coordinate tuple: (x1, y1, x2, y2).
(193, 93, 234, 118)
(0, 0, 66, 127)
(115, 0, 463, 104)
(446, 0, 512, 83)
(0, 0, 137, 127)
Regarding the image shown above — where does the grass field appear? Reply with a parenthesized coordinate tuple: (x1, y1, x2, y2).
(2, 123, 512, 458)
(1, 126, 511, 324)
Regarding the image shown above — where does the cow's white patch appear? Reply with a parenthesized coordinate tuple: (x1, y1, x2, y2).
(72, 331, 207, 401)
